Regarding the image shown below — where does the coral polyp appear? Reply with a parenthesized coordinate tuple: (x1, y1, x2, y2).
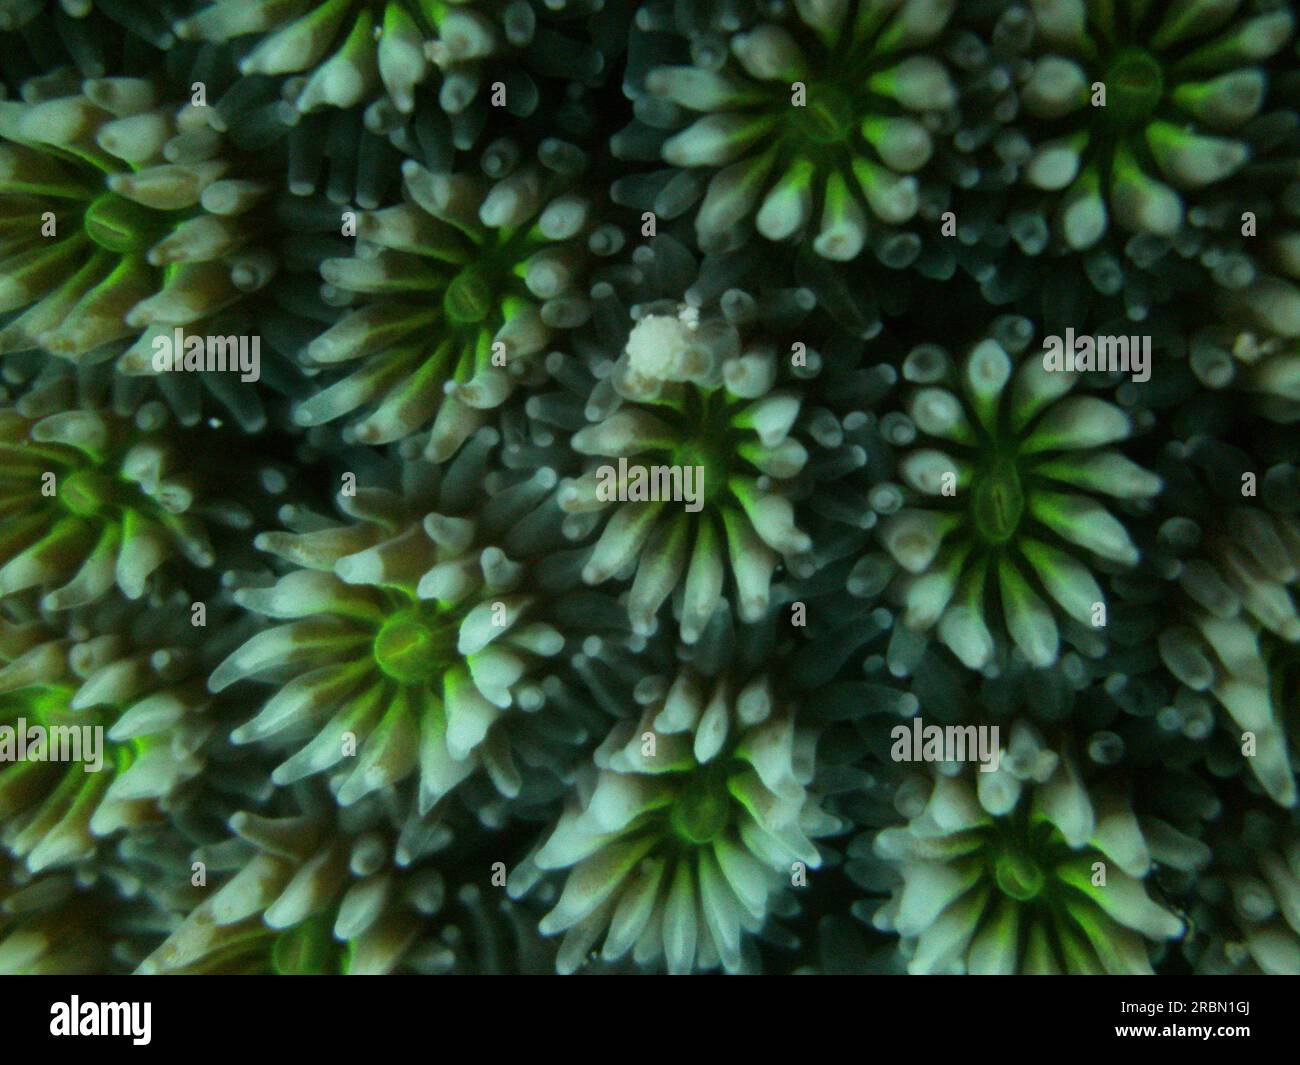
(296, 147, 604, 459)
(1194, 805, 1300, 974)
(0, 844, 171, 973)
(177, 0, 443, 115)
(174, 0, 587, 121)
(513, 666, 838, 973)
(1148, 456, 1300, 806)
(878, 319, 1161, 671)
(862, 721, 1188, 973)
(0, 597, 233, 871)
(553, 303, 815, 641)
(1010, 0, 1294, 246)
(618, 0, 958, 259)
(212, 439, 571, 812)
(140, 780, 558, 974)
(0, 79, 275, 362)
(0, 402, 244, 608)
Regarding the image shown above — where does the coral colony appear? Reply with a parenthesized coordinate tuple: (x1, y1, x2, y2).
(0, 0, 1299, 980)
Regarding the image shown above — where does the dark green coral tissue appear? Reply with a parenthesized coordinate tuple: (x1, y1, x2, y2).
(0, 0, 1297, 978)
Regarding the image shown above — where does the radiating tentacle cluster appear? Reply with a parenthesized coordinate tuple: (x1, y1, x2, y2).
(212, 431, 581, 814)
(877, 317, 1161, 672)
(1143, 440, 1300, 807)
(1192, 804, 1300, 974)
(295, 141, 612, 459)
(510, 664, 839, 973)
(140, 781, 558, 974)
(0, 77, 277, 361)
(864, 722, 1187, 973)
(1007, 1, 1294, 247)
(0, 400, 252, 607)
(0, 595, 248, 872)
(617, 0, 962, 262)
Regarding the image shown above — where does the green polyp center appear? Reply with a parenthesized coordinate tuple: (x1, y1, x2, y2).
(59, 467, 115, 518)
(373, 607, 454, 685)
(1102, 49, 1164, 126)
(82, 192, 166, 254)
(994, 848, 1047, 902)
(0, 685, 120, 771)
(112, 741, 137, 774)
(971, 459, 1024, 545)
(664, 390, 738, 509)
(669, 766, 732, 845)
(671, 437, 728, 508)
(273, 912, 341, 975)
(444, 267, 494, 325)
(0, 686, 76, 728)
(801, 83, 856, 145)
